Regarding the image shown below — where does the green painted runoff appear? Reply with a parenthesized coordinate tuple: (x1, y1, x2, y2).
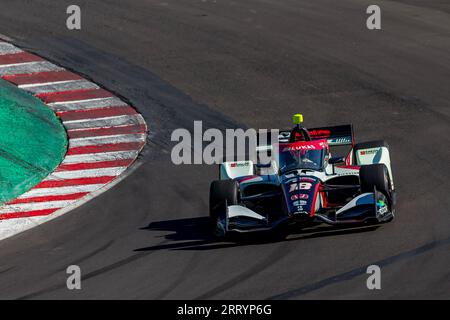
(0, 79, 67, 205)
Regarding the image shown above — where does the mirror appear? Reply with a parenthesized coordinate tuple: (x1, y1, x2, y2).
(329, 156, 346, 165)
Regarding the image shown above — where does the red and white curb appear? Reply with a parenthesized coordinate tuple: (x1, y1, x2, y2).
(0, 41, 147, 240)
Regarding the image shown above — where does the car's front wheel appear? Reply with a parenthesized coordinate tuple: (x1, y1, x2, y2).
(360, 164, 391, 198)
(209, 180, 239, 237)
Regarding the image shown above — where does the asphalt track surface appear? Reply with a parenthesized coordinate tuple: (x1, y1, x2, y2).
(0, 0, 449, 299)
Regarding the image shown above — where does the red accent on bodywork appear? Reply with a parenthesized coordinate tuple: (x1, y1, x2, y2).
(279, 139, 329, 152)
(321, 190, 328, 208)
(236, 175, 260, 183)
(309, 129, 332, 139)
(310, 183, 321, 217)
(336, 165, 360, 170)
(345, 150, 352, 166)
(319, 185, 333, 208)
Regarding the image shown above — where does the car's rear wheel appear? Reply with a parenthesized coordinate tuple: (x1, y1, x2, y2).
(209, 180, 239, 237)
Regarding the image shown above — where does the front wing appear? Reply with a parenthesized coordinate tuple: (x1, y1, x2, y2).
(216, 188, 394, 236)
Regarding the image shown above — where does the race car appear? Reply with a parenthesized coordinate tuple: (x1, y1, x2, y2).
(209, 114, 396, 239)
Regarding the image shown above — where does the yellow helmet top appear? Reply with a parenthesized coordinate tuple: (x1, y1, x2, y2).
(293, 113, 303, 125)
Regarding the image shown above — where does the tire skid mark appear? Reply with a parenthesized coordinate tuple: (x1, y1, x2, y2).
(17, 239, 171, 300)
(195, 242, 295, 299)
(269, 236, 450, 300)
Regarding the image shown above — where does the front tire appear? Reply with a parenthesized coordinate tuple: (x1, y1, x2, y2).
(209, 180, 239, 237)
(360, 164, 391, 198)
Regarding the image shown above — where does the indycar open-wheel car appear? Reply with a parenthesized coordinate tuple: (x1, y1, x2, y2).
(209, 114, 396, 239)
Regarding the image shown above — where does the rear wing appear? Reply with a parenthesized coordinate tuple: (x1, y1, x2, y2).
(254, 125, 354, 164)
(256, 124, 354, 155)
(308, 124, 354, 146)
(277, 124, 354, 146)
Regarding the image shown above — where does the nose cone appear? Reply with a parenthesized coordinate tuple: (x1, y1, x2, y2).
(282, 175, 320, 216)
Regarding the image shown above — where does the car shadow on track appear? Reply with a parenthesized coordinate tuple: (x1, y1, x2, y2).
(134, 217, 380, 252)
